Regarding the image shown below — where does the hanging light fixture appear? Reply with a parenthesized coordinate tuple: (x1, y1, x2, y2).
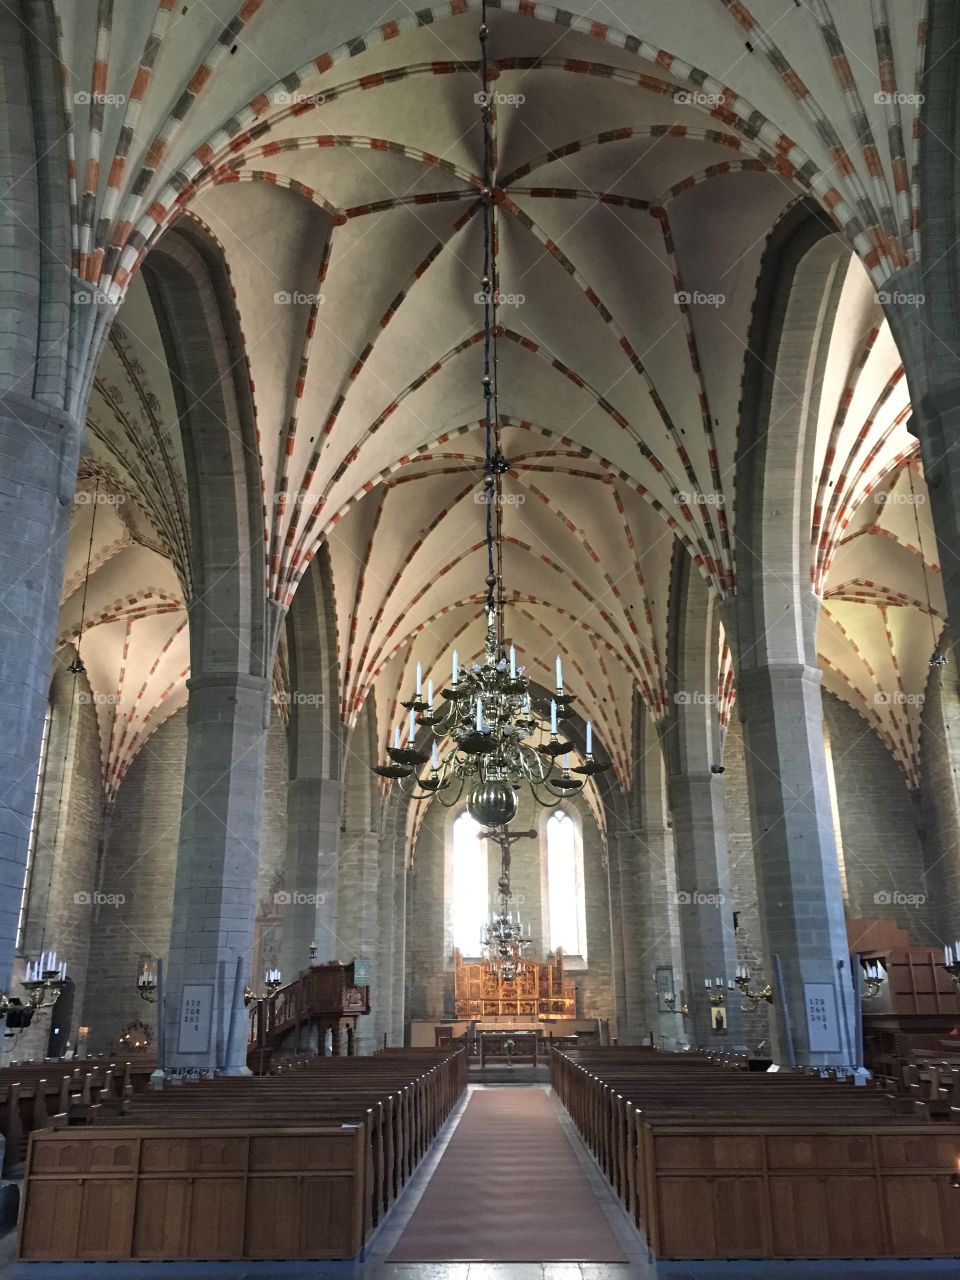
(373, 4, 608, 827)
(480, 828, 534, 979)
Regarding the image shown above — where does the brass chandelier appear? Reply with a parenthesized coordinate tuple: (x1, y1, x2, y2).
(373, 2, 607, 828)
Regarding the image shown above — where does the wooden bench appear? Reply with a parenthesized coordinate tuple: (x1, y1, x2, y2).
(0, 1061, 152, 1173)
(18, 1047, 466, 1262)
(551, 1047, 960, 1260)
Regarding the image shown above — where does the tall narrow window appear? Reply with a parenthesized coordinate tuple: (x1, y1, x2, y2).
(451, 812, 487, 955)
(546, 810, 586, 956)
(17, 705, 52, 950)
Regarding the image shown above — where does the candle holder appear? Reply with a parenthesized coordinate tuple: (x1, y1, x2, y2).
(22, 952, 68, 1009)
(244, 969, 284, 1006)
(942, 941, 960, 991)
(735, 966, 773, 1010)
(705, 977, 734, 1007)
(859, 957, 887, 999)
(653, 973, 688, 1016)
(136, 955, 158, 1003)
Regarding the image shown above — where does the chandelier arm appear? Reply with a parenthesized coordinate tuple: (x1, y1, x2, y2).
(433, 776, 466, 808)
(528, 781, 566, 809)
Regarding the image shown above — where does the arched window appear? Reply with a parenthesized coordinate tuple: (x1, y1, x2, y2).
(451, 812, 487, 955)
(545, 810, 587, 957)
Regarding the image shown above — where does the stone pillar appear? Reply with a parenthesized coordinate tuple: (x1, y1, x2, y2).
(725, 640, 857, 1067)
(162, 672, 270, 1074)
(336, 827, 380, 1054)
(280, 777, 339, 979)
(614, 701, 685, 1048)
(0, 394, 82, 991)
(664, 768, 742, 1047)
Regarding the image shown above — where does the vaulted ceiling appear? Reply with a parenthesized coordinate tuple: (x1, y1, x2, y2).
(52, 0, 940, 804)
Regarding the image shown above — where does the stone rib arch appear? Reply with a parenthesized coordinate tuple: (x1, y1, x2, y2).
(143, 221, 269, 677)
(729, 199, 848, 670)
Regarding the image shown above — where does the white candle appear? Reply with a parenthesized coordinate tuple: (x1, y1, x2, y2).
(452, 651, 459, 684)
(476, 697, 483, 731)
(427, 679, 434, 707)
(550, 700, 557, 734)
(432, 742, 439, 770)
(415, 663, 422, 694)
(394, 724, 401, 748)
(524, 694, 531, 715)
(408, 709, 416, 742)
(704, 979, 710, 989)
(556, 656, 563, 690)
(562, 754, 569, 769)
(509, 645, 516, 677)
(586, 721, 593, 754)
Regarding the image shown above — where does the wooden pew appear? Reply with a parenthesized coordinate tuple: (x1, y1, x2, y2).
(18, 1047, 466, 1263)
(551, 1046, 960, 1261)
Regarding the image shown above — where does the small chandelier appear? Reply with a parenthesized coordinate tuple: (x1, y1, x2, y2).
(481, 827, 533, 979)
(482, 906, 531, 981)
(374, 4, 607, 827)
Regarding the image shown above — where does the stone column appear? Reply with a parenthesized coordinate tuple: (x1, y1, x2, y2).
(723, 597, 858, 1067)
(664, 767, 742, 1047)
(162, 672, 270, 1074)
(0, 394, 82, 991)
(281, 777, 339, 979)
(336, 828, 380, 1054)
(663, 554, 741, 1046)
(614, 701, 685, 1047)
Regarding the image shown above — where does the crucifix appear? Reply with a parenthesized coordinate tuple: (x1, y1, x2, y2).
(478, 826, 537, 896)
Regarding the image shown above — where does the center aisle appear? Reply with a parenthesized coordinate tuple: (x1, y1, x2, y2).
(388, 1086, 629, 1262)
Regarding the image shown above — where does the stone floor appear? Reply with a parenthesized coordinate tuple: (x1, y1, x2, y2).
(2, 1085, 959, 1280)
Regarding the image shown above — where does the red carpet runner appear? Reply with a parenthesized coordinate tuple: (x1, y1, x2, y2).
(388, 1087, 628, 1262)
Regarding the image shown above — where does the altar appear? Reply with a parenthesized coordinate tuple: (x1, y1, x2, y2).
(453, 947, 575, 1019)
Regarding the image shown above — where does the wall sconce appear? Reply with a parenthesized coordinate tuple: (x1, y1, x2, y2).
(859, 957, 887, 999)
(704, 977, 735, 1007)
(653, 971, 688, 1016)
(137, 956, 158, 1003)
(943, 942, 960, 991)
(735, 965, 773, 1009)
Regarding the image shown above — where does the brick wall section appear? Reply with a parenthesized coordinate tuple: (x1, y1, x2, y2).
(82, 708, 186, 1053)
(822, 692, 933, 939)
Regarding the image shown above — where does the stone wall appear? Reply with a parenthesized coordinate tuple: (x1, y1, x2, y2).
(83, 708, 186, 1053)
(822, 691, 931, 941)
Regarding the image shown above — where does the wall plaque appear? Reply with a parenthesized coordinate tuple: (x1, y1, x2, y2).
(177, 981, 214, 1054)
